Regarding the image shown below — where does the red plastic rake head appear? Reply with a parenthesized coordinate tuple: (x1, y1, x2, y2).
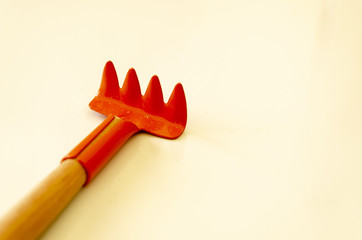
(64, 61, 187, 184)
(89, 61, 187, 139)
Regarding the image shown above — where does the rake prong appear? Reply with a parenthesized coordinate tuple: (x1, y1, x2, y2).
(99, 61, 121, 99)
(121, 68, 142, 106)
(166, 83, 187, 126)
(143, 75, 164, 113)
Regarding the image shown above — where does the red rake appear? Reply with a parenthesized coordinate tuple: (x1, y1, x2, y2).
(0, 61, 187, 240)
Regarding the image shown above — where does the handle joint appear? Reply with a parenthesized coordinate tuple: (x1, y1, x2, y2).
(62, 115, 139, 185)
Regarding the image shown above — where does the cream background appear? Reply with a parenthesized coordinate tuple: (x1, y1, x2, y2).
(1, 0, 362, 239)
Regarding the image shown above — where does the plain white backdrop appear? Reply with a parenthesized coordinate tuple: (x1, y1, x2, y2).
(1, 0, 362, 239)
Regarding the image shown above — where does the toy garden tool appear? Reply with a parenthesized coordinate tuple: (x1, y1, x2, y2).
(0, 61, 187, 240)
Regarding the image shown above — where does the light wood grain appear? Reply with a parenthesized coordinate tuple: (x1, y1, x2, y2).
(0, 160, 86, 240)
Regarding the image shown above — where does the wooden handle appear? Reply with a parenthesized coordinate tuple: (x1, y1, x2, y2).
(0, 160, 86, 240)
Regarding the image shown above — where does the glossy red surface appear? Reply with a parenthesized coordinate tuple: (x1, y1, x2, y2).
(63, 61, 187, 184)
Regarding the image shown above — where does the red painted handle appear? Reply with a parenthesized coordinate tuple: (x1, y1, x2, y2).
(63, 115, 139, 185)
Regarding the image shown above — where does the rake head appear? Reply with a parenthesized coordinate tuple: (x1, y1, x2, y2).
(89, 61, 187, 139)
